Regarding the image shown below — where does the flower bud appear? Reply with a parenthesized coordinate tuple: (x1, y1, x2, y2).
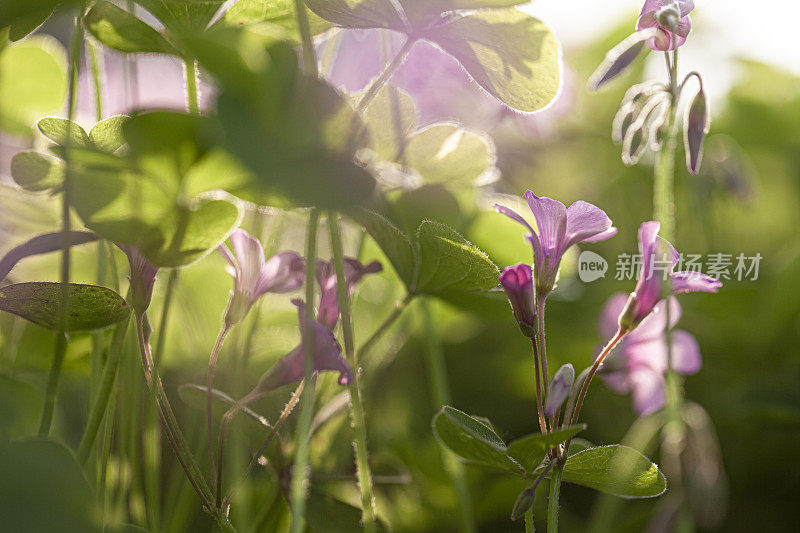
(588, 28, 656, 91)
(500, 264, 536, 337)
(510, 486, 536, 521)
(648, 101, 671, 151)
(544, 363, 575, 418)
(612, 101, 638, 144)
(684, 80, 709, 174)
(656, 5, 681, 31)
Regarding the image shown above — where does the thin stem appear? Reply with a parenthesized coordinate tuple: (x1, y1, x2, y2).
(207, 325, 232, 499)
(289, 209, 320, 533)
(525, 509, 535, 533)
(39, 11, 84, 437)
(88, 40, 103, 121)
(356, 37, 415, 113)
(547, 464, 563, 533)
(293, 0, 319, 76)
(569, 330, 627, 428)
(422, 299, 476, 533)
(535, 296, 550, 399)
(531, 338, 548, 434)
(184, 59, 200, 114)
(357, 292, 413, 364)
(328, 212, 378, 532)
(77, 315, 131, 464)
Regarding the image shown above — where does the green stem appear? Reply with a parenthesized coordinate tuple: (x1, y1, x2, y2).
(422, 299, 476, 533)
(328, 212, 378, 532)
(357, 293, 413, 364)
(208, 325, 232, 504)
(547, 464, 563, 533)
(525, 508, 535, 532)
(184, 59, 199, 114)
(77, 314, 131, 464)
(356, 37, 415, 113)
(293, 0, 318, 76)
(39, 11, 85, 437)
(289, 209, 320, 533)
(88, 39, 103, 121)
(531, 338, 547, 434)
(535, 295, 550, 400)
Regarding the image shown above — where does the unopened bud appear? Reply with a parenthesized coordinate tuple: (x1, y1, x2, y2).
(657, 5, 681, 30)
(588, 28, 657, 91)
(684, 79, 709, 174)
(545, 364, 575, 417)
(510, 486, 536, 521)
(500, 263, 536, 338)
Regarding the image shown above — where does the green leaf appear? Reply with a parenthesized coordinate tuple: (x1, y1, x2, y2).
(136, 0, 225, 33)
(405, 123, 495, 184)
(507, 425, 586, 472)
(422, 8, 559, 112)
(0, 282, 130, 332)
(416, 220, 499, 294)
(10, 151, 64, 192)
(219, 0, 332, 39)
(561, 445, 667, 498)
(8, 8, 53, 41)
(348, 208, 417, 287)
(85, 1, 181, 56)
(0, 0, 69, 29)
(0, 36, 67, 137)
(0, 439, 97, 532)
(37, 117, 90, 147)
(399, 0, 528, 28)
(433, 406, 522, 473)
(88, 115, 129, 153)
(306, 489, 387, 532)
(361, 84, 418, 161)
(304, 0, 404, 30)
(0, 375, 39, 438)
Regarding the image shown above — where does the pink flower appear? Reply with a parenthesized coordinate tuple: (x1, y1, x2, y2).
(637, 0, 694, 51)
(218, 229, 305, 326)
(496, 191, 616, 297)
(598, 292, 701, 415)
(315, 258, 382, 331)
(618, 221, 721, 330)
(258, 300, 352, 391)
(499, 263, 536, 337)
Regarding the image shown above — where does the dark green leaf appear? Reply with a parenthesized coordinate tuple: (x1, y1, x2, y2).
(0, 375, 39, 438)
(85, 1, 181, 55)
(0, 282, 130, 332)
(306, 489, 387, 532)
(0, 0, 72, 29)
(37, 117, 90, 147)
(0, 439, 97, 532)
(422, 8, 559, 112)
(88, 115, 129, 153)
(507, 424, 586, 472)
(561, 445, 667, 498)
(349, 208, 417, 287)
(433, 406, 522, 473)
(416, 220, 499, 294)
(8, 8, 53, 41)
(10, 151, 64, 192)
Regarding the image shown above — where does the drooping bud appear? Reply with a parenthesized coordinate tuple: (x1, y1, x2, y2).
(544, 363, 575, 418)
(648, 101, 671, 151)
(510, 485, 536, 521)
(684, 77, 709, 174)
(622, 93, 670, 165)
(656, 4, 682, 31)
(612, 101, 638, 145)
(588, 28, 657, 91)
(499, 263, 536, 338)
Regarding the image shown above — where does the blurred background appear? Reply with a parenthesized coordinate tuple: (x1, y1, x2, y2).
(1, 1, 799, 531)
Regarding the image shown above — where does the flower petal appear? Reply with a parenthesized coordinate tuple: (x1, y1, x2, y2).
(523, 191, 567, 255)
(563, 200, 615, 250)
(598, 292, 629, 341)
(256, 251, 305, 295)
(630, 369, 667, 415)
(494, 203, 534, 236)
(671, 271, 723, 294)
(630, 297, 682, 341)
(229, 229, 267, 298)
(670, 329, 702, 375)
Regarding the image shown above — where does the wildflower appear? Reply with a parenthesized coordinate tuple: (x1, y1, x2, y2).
(599, 292, 701, 415)
(257, 300, 353, 391)
(636, 0, 694, 51)
(618, 221, 721, 330)
(218, 229, 305, 327)
(544, 363, 575, 417)
(495, 191, 616, 297)
(315, 258, 382, 331)
(499, 263, 536, 337)
(117, 243, 159, 316)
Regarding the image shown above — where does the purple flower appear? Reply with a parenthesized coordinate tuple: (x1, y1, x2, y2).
(495, 191, 617, 297)
(618, 221, 721, 330)
(258, 299, 353, 391)
(599, 292, 702, 415)
(218, 229, 305, 326)
(499, 263, 536, 337)
(117, 244, 159, 316)
(315, 258, 382, 331)
(545, 363, 575, 418)
(637, 0, 694, 51)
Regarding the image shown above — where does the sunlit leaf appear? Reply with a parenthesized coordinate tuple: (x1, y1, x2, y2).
(507, 425, 586, 472)
(361, 84, 417, 160)
(85, 1, 181, 56)
(10, 151, 64, 192)
(349, 208, 417, 287)
(405, 124, 495, 184)
(88, 115, 129, 153)
(219, 0, 332, 39)
(305, 0, 404, 30)
(560, 445, 667, 498)
(0, 282, 130, 332)
(433, 406, 522, 473)
(37, 117, 90, 148)
(136, 0, 226, 33)
(416, 220, 499, 294)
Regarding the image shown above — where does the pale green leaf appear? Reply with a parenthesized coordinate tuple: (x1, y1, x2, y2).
(85, 1, 181, 55)
(88, 115, 129, 153)
(561, 445, 668, 498)
(10, 151, 64, 192)
(37, 117, 90, 147)
(405, 123, 495, 184)
(219, 0, 332, 38)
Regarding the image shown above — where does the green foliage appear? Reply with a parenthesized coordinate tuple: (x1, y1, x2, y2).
(0, 282, 129, 331)
(349, 208, 417, 287)
(0, 376, 39, 438)
(404, 124, 495, 185)
(88, 116, 129, 153)
(507, 425, 586, 472)
(38, 117, 91, 147)
(218, 0, 332, 40)
(306, 489, 387, 532)
(10, 151, 63, 191)
(135, 0, 226, 33)
(0, 36, 67, 137)
(559, 445, 667, 498)
(85, 1, 181, 56)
